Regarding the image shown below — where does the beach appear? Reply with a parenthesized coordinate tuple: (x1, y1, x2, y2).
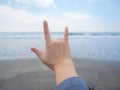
(0, 58, 120, 90)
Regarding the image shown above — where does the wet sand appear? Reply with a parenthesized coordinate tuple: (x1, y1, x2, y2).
(0, 58, 120, 90)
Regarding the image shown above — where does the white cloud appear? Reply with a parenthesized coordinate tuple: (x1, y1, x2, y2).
(14, 0, 54, 7)
(1, 4, 119, 32)
(0, 5, 45, 22)
(64, 12, 91, 20)
(0, 5, 46, 32)
(0, 5, 67, 32)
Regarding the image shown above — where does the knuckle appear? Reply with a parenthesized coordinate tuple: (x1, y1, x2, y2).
(51, 39, 64, 46)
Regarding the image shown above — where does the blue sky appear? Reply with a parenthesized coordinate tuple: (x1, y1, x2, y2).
(0, 0, 120, 32)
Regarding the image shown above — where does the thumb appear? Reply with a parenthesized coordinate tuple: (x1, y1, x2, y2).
(31, 48, 45, 60)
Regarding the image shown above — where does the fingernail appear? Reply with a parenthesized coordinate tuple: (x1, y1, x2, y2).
(43, 20, 47, 25)
(31, 48, 35, 51)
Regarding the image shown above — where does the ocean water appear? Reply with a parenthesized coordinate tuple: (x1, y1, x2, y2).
(0, 32, 120, 61)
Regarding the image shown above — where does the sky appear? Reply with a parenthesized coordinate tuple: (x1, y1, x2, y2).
(0, 0, 120, 32)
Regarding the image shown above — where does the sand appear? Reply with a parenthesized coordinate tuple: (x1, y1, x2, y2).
(0, 58, 120, 90)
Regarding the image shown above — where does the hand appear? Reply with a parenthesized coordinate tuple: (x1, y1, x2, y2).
(31, 20, 77, 84)
(31, 20, 72, 71)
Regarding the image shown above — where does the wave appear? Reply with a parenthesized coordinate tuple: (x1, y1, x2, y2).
(0, 32, 120, 39)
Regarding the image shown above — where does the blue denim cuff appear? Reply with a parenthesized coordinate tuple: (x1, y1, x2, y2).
(57, 77, 88, 90)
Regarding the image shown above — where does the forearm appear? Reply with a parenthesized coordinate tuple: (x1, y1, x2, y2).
(54, 60, 78, 85)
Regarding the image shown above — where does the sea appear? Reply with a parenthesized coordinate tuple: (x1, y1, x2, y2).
(0, 32, 120, 61)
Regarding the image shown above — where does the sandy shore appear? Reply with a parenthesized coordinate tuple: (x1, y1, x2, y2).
(0, 58, 120, 90)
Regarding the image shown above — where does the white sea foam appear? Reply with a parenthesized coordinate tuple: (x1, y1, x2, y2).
(0, 32, 120, 61)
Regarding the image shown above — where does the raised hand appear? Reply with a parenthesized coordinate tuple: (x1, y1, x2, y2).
(31, 20, 77, 84)
(31, 20, 71, 70)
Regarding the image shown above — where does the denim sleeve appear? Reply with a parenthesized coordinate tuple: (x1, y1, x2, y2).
(57, 77, 89, 90)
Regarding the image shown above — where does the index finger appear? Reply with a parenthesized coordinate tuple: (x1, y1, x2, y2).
(64, 26, 69, 42)
(43, 20, 51, 45)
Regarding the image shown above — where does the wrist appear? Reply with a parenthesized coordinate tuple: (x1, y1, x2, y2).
(54, 59, 73, 69)
(54, 59, 78, 84)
